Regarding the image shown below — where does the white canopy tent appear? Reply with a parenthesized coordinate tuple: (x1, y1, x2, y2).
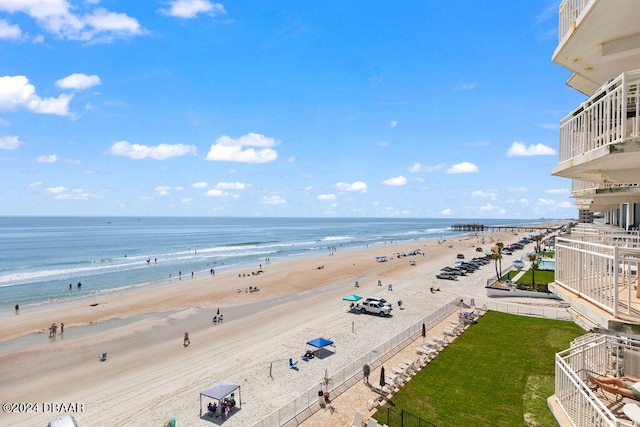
(199, 380, 241, 417)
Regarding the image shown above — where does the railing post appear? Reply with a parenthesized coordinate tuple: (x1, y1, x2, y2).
(614, 245, 619, 318)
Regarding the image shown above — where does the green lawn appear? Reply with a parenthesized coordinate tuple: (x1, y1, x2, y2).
(516, 269, 555, 285)
(373, 311, 583, 427)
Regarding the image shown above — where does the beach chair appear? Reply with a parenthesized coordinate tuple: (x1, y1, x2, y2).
(416, 345, 438, 356)
(351, 410, 364, 427)
(289, 358, 298, 369)
(367, 398, 382, 411)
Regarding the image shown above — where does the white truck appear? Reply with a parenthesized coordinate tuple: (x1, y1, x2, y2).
(354, 300, 392, 316)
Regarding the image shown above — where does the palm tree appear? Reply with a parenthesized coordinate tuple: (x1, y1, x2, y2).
(492, 252, 502, 281)
(534, 235, 543, 255)
(528, 252, 541, 290)
(495, 242, 504, 274)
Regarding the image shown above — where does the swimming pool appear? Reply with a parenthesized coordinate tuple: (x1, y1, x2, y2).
(538, 260, 556, 270)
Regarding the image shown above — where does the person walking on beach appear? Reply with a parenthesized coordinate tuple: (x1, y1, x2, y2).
(363, 363, 370, 384)
(60, 322, 64, 334)
(14, 304, 19, 315)
(183, 332, 190, 347)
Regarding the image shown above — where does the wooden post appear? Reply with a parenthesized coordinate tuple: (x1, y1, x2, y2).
(269, 362, 273, 379)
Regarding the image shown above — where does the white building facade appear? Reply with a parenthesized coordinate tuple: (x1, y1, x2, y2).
(551, 1, 640, 425)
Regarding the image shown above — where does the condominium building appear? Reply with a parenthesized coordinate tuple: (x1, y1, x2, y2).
(549, 1, 640, 425)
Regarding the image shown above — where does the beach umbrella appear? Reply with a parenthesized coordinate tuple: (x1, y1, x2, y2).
(379, 366, 386, 389)
(342, 294, 362, 302)
(422, 323, 426, 344)
(217, 308, 220, 315)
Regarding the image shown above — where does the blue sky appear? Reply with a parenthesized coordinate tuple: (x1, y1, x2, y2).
(0, 0, 585, 218)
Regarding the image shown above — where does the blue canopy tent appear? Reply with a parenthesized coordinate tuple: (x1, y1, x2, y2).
(305, 337, 335, 358)
(343, 294, 362, 312)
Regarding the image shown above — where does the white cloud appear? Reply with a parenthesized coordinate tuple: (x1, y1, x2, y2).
(46, 186, 66, 194)
(37, 154, 57, 163)
(206, 189, 227, 197)
(55, 73, 101, 90)
(0, 1, 142, 42)
(317, 194, 336, 201)
(507, 186, 528, 193)
(446, 162, 479, 174)
(160, 0, 226, 19)
(28, 181, 42, 188)
(0, 75, 72, 116)
(381, 176, 407, 186)
(479, 203, 497, 212)
(304, 186, 313, 191)
(0, 18, 21, 39)
(155, 185, 172, 196)
(108, 141, 197, 160)
(441, 208, 452, 215)
(206, 133, 278, 163)
(408, 162, 445, 173)
(336, 181, 367, 193)
(389, 120, 397, 128)
(261, 195, 286, 205)
(471, 189, 498, 200)
(0, 135, 20, 150)
(216, 181, 249, 190)
(45, 186, 97, 200)
(507, 141, 556, 157)
(53, 188, 98, 200)
(454, 83, 476, 91)
(545, 188, 569, 195)
(287, 156, 295, 162)
(192, 181, 208, 188)
(558, 201, 572, 208)
(181, 198, 193, 203)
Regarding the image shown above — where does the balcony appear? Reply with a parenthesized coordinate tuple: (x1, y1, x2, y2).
(551, 70, 640, 184)
(555, 235, 640, 323)
(571, 180, 640, 211)
(554, 0, 640, 96)
(554, 333, 640, 427)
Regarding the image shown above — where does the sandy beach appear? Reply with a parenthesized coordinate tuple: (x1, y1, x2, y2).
(0, 228, 557, 426)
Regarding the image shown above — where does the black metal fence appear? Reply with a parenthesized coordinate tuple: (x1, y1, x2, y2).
(381, 408, 438, 427)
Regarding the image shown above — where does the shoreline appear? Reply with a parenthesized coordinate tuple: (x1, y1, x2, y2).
(1, 235, 439, 316)
(0, 226, 562, 426)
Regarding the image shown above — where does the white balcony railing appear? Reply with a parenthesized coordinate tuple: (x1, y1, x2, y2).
(572, 180, 640, 196)
(555, 333, 639, 427)
(558, 70, 640, 164)
(558, 0, 593, 43)
(555, 237, 640, 319)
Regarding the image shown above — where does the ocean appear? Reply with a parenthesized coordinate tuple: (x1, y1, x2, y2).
(0, 216, 551, 311)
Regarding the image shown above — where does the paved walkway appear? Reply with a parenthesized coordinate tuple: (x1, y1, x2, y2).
(299, 309, 480, 427)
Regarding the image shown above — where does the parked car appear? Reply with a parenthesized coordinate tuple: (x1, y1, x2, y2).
(364, 297, 392, 307)
(354, 301, 392, 316)
(476, 247, 483, 252)
(436, 272, 457, 280)
(456, 254, 465, 259)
